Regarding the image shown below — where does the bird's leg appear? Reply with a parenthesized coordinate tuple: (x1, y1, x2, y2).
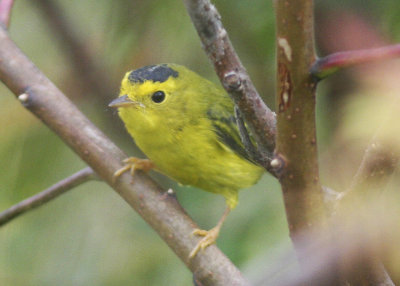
(113, 157, 154, 181)
(189, 206, 231, 258)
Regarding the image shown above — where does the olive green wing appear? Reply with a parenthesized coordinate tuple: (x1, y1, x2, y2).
(207, 104, 256, 164)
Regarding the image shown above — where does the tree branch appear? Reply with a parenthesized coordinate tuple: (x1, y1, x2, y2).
(0, 25, 247, 286)
(311, 44, 400, 80)
(0, 167, 96, 226)
(183, 0, 276, 170)
(275, 2, 395, 285)
(275, 0, 328, 247)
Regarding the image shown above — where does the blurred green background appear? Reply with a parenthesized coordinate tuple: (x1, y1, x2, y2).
(1, 0, 400, 285)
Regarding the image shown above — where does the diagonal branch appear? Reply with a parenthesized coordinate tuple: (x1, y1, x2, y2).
(0, 25, 247, 286)
(183, 0, 276, 170)
(0, 167, 96, 226)
(311, 44, 400, 80)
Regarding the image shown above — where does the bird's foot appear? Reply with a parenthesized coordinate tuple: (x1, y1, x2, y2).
(113, 157, 154, 182)
(189, 226, 221, 258)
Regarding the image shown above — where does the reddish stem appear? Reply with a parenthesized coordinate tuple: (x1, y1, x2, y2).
(0, 0, 14, 28)
(312, 44, 400, 79)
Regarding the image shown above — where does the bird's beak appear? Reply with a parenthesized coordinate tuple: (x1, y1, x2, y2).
(108, 94, 136, 108)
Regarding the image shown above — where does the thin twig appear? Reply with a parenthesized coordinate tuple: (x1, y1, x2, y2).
(0, 0, 14, 28)
(0, 167, 96, 226)
(0, 25, 247, 286)
(311, 44, 400, 80)
(338, 95, 400, 202)
(346, 140, 399, 198)
(183, 0, 276, 169)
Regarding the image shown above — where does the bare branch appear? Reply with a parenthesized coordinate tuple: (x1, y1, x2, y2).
(0, 167, 96, 226)
(275, 2, 395, 285)
(275, 0, 328, 247)
(0, 0, 14, 28)
(311, 44, 400, 80)
(0, 25, 247, 286)
(183, 0, 276, 170)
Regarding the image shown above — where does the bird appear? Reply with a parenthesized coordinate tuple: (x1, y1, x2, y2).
(109, 63, 264, 258)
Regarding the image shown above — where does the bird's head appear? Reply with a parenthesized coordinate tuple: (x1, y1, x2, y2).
(109, 64, 208, 129)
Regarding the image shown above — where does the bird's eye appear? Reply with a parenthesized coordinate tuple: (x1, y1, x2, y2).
(151, 91, 166, 103)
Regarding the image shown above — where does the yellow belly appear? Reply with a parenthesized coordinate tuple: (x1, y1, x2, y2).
(125, 116, 264, 208)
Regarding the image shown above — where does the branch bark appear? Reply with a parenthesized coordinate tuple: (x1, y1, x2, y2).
(274, 1, 394, 285)
(274, 0, 327, 248)
(0, 25, 248, 286)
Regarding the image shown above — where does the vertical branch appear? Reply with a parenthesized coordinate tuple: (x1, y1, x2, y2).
(275, 2, 394, 285)
(274, 0, 327, 253)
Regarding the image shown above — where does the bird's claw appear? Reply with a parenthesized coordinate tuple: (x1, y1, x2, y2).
(189, 226, 220, 258)
(113, 157, 154, 182)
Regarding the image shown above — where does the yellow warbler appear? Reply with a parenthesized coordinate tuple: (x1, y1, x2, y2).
(109, 64, 264, 257)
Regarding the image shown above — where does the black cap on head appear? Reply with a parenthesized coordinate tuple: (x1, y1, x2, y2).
(128, 64, 179, 84)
